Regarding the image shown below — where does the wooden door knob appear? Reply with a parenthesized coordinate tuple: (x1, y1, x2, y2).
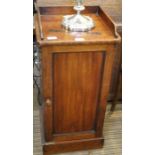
(45, 99, 51, 106)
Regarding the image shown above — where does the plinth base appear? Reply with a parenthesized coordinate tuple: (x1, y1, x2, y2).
(43, 138, 104, 155)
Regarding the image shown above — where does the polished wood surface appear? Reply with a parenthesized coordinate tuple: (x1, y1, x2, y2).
(35, 5, 120, 154)
(35, 6, 120, 45)
(34, 2, 122, 102)
(53, 52, 104, 133)
(43, 138, 103, 155)
(109, 31, 122, 101)
(100, 2, 122, 102)
(34, 97, 122, 155)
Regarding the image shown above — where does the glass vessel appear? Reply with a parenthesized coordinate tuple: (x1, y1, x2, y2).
(62, 0, 95, 32)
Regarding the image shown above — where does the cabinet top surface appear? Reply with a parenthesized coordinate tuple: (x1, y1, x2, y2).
(35, 6, 120, 46)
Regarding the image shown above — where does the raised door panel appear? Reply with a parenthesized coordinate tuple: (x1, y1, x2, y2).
(53, 52, 105, 135)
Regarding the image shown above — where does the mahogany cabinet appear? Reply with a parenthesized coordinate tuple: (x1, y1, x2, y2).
(101, 4, 122, 101)
(35, 5, 120, 155)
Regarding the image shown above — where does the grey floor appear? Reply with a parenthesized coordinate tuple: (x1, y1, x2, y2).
(33, 89, 122, 155)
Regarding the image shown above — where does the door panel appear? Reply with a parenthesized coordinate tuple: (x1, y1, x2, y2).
(53, 52, 105, 134)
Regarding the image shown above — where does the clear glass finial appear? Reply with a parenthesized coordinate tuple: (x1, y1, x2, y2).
(62, 0, 95, 32)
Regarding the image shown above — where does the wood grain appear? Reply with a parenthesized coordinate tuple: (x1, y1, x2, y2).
(41, 46, 53, 141)
(53, 52, 104, 133)
(33, 94, 122, 155)
(95, 45, 115, 137)
(35, 5, 121, 154)
(35, 6, 120, 46)
(43, 138, 103, 155)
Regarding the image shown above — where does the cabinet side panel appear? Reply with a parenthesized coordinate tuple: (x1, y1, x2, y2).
(53, 52, 104, 134)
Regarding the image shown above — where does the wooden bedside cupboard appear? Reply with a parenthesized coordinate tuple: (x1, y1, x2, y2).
(35, 5, 121, 155)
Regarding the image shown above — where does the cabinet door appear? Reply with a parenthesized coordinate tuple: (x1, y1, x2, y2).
(42, 48, 114, 142)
